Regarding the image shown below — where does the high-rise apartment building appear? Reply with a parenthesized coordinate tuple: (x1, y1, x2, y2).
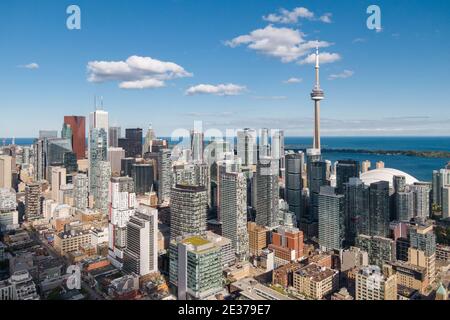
(255, 157, 279, 228)
(157, 149, 172, 205)
(285, 152, 304, 222)
(318, 186, 345, 251)
(408, 224, 436, 284)
(336, 160, 360, 194)
(123, 205, 158, 276)
(73, 173, 89, 211)
(170, 184, 208, 239)
(369, 181, 390, 237)
(108, 176, 136, 268)
(89, 128, 108, 208)
(93, 161, 111, 214)
(220, 171, 249, 262)
(25, 183, 41, 220)
(344, 178, 369, 245)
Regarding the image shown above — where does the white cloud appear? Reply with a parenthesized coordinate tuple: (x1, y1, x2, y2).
(299, 52, 341, 65)
(119, 79, 165, 89)
(19, 63, 39, 69)
(283, 77, 302, 84)
(263, 7, 314, 24)
(319, 13, 332, 23)
(225, 25, 332, 63)
(328, 70, 354, 80)
(185, 84, 246, 96)
(87, 55, 192, 89)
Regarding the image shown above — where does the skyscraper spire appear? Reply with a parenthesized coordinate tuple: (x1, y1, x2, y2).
(311, 44, 325, 151)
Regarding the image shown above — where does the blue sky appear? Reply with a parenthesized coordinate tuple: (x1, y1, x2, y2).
(0, 0, 449, 137)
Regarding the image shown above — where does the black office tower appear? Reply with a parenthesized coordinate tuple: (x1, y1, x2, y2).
(336, 159, 360, 194)
(369, 181, 390, 237)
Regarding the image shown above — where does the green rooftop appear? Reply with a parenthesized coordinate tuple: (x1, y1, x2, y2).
(183, 236, 209, 247)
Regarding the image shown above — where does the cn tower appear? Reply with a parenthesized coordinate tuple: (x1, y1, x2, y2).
(310, 46, 324, 150)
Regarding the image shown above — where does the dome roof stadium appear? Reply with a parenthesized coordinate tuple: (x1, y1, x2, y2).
(360, 168, 419, 188)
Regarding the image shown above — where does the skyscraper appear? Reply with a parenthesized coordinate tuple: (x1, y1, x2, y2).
(336, 160, 360, 194)
(108, 147, 125, 175)
(318, 186, 345, 251)
(132, 163, 154, 195)
(344, 178, 369, 245)
(108, 176, 136, 268)
(306, 149, 328, 235)
(51, 167, 66, 204)
(73, 173, 89, 211)
(143, 124, 156, 154)
(255, 157, 279, 228)
(94, 161, 111, 214)
(119, 128, 143, 158)
(369, 181, 390, 237)
(63, 116, 86, 160)
(285, 152, 304, 222)
(89, 128, 108, 196)
(271, 130, 285, 174)
(123, 205, 158, 276)
(311, 46, 324, 151)
(25, 183, 41, 220)
(190, 130, 204, 163)
(157, 149, 172, 205)
(108, 126, 121, 148)
(220, 171, 249, 262)
(237, 128, 257, 167)
(411, 182, 431, 222)
(170, 184, 208, 239)
(0, 155, 12, 189)
(259, 128, 270, 159)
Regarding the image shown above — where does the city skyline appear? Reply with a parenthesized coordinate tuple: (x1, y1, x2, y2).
(1, 0, 450, 137)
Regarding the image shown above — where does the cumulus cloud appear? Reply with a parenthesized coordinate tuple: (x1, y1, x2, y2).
(225, 25, 333, 63)
(299, 52, 341, 65)
(328, 70, 354, 80)
(263, 7, 314, 24)
(19, 63, 39, 69)
(185, 84, 246, 96)
(319, 13, 333, 23)
(283, 77, 302, 84)
(87, 55, 192, 89)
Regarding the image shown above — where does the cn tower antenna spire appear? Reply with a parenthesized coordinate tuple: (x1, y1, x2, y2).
(311, 42, 325, 151)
